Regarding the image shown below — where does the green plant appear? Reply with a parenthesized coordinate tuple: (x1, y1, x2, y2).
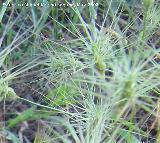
(0, 0, 160, 142)
(38, 1, 160, 142)
(34, 96, 114, 143)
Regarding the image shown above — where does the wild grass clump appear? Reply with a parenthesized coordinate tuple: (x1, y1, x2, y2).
(0, 0, 160, 143)
(33, 96, 114, 143)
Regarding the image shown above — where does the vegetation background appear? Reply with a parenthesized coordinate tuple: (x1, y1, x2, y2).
(0, 0, 160, 142)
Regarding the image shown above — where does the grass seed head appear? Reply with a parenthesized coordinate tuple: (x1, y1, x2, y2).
(143, 0, 155, 10)
(0, 84, 17, 102)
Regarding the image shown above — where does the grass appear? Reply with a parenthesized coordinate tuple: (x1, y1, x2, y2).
(0, 0, 160, 143)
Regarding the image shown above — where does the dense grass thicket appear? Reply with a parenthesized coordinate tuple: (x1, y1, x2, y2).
(0, 0, 160, 143)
